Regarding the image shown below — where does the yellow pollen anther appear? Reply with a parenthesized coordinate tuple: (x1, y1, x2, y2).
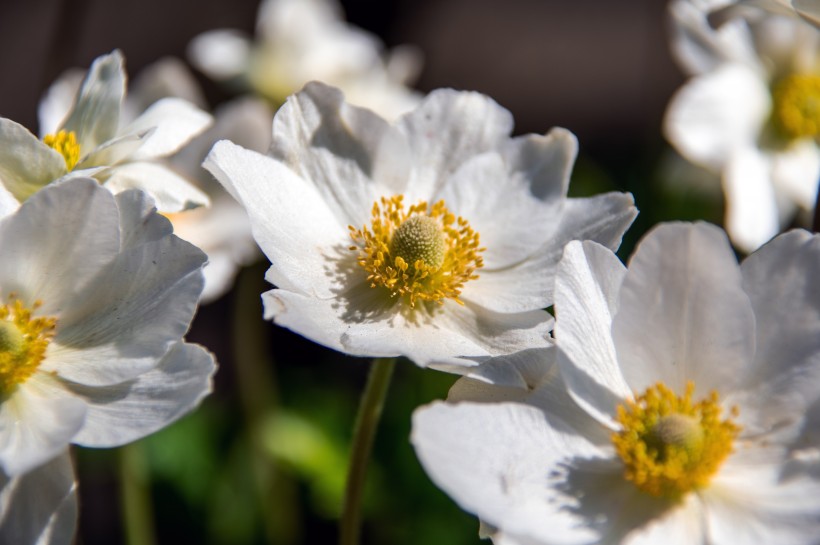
(43, 130, 81, 171)
(612, 381, 740, 499)
(349, 195, 485, 308)
(772, 74, 820, 140)
(0, 296, 57, 395)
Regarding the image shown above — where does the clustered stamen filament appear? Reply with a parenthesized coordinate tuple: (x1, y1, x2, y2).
(349, 195, 484, 307)
(612, 381, 740, 499)
(0, 295, 57, 395)
(772, 74, 820, 140)
(43, 130, 81, 171)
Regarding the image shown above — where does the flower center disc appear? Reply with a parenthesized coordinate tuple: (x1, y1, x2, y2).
(0, 296, 57, 395)
(612, 381, 740, 499)
(43, 130, 81, 171)
(772, 74, 820, 140)
(349, 195, 484, 308)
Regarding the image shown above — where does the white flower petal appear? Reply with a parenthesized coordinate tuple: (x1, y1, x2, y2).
(127, 57, 208, 113)
(723, 148, 781, 252)
(53, 254, 201, 384)
(123, 98, 213, 160)
(555, 240, 631, 428)
(704, 466, 820, 545)
(738, 230, 820, 427)
(0, 378, 86, 476)
(668, 0, 758, 75)
(187, 29, 252, 81)
(69, 342, 215, 447)
(664, 64, 770, 170)
(0, 178, 120, 314)
(0, 118, 67, 200)
(412, 401, 606, 545)
(45, 235, 205, 386)
(114, 189, 173, 249)
(37, 69, 84, 137)
(204, 140, 348, 298)
(438, 153, 560, 269)
(265, 286, 551, 370)
(771, 140, 820, 212)
(0, 452, 77, 545)
(613, 223, 756, 398)
(103, 162, 210, 213)
(270, 82, 403, 227)
(454, 347, 557, 393)
(794, 0, 820, 26)
(61, 51, 126, 153)
(619, 497, 706, 545)
(399, 89, 514, 201)
(462, 192, 637, 313)
(78, 131, 145, 169)
(501, 128, 578, 204)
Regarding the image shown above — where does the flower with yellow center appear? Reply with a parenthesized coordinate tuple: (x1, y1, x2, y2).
(0, 50, 213, 212)
(205, 82, 637, 370)
(0, 178, 216, 545)
(188, 0, 422, 119)
(412, 223, 820, 545)
(665, 1, 820, 252)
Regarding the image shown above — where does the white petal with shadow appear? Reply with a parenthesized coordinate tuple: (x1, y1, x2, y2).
(554, 240, 631, 429)
(0, 451, 77, 545)
(0, 377, 86, 476)
(70, 342, 215, 447)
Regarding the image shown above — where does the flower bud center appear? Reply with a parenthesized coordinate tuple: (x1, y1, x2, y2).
(389, 215, 447, 271)
(647, 413, 704, 460)
(0, 320, 24, 356)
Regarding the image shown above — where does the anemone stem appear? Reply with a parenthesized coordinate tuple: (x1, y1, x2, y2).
(339, 357, 396, 545)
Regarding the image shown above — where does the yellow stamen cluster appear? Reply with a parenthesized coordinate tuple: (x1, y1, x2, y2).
(612, 381, 740, 499)
(0, 296, 57, 395)
(349, 195, 484, 308)
(43, 130, 81, 171)
(772, 74, 820, 140)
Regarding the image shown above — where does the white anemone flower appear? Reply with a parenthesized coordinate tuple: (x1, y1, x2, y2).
(664, 1, 820, 252)
(188, 0, 422, 119)
(125, 58, 268, 303)
(204, 82, 637, 370)
(0, 178, 216, 544)
(0, 50, 213, 213)
(413, 222, 820, 544)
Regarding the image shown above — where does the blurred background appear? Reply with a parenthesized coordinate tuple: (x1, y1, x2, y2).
(0, 0, 724, 543)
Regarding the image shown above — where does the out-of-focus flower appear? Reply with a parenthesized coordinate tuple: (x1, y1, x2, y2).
(713, 0, 820, 28)
(188, 0, 422, 119)
(127, 58, 269, 303)
(413, 223, 820, 545)
(204, 82, 637, 370)
(0, 178, 216, 544)
(664, 1, 820, 252)
(0, 50, 213, 213)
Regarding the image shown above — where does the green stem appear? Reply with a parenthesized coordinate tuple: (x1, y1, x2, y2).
(119, 442, 156, 545)
(339, 357, 396, 545)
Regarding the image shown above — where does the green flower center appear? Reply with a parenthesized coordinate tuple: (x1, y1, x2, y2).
(772, 74, 820, 140)
(389, 215, 447, 271)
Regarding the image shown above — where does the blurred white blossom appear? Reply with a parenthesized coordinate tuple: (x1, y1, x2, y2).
(665, 1, 820, 252)
(413, 223, 820, 545)
(127, 58, 268, 303)
(204, 82, 636, 370)
(0, 51, 213, 213)
(188, 0, 422, 119)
